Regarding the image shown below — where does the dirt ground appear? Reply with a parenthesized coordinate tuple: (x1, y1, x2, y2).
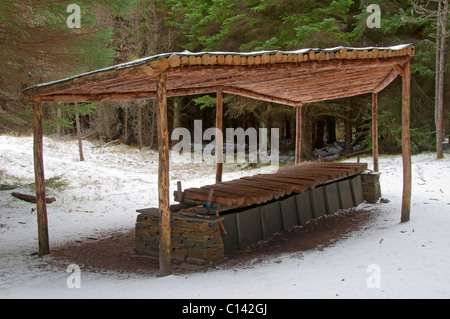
(47, 207, 379, 276)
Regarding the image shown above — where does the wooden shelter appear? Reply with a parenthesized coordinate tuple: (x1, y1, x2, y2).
(22, 44, 415, 275)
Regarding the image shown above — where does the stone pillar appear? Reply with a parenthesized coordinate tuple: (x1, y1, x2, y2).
(361, 172, 382, 204)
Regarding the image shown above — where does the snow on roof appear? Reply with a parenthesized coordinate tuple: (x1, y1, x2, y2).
(22, 44, 415, 95)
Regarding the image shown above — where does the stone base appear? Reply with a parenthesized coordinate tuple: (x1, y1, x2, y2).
(135, 173, 381, 261)
(361, 172, 382, 203)
(134, 209, 225, 265)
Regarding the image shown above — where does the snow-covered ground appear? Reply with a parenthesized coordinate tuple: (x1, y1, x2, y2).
(1, 135, 449, 299)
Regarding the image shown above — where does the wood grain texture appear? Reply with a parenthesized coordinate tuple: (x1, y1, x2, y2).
(24, 47, 414, 107)
(33, 100, 50, 256)
(178, 163, 368, 212)
(156, 72, 172, 275)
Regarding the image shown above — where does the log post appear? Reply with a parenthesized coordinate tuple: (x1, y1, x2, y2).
(75, 107, 84, 161)
(156, 72, 172, 275)
(33, 100, 50, 256)
(295, 104, 303, 164)
(137, 103, 143, 149)
(56, 104, 62, 136)
(345, 99, 353, 155)
(216, 90, 223, 183)
(401, 62, 411, 223)
(372, 93, 379, 172)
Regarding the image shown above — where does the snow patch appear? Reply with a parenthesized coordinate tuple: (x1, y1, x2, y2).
(1, 136, 449, 298)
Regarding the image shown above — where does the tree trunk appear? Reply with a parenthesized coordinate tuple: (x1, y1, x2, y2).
(137, 103, 143, 149)
(327, 116, 336, 144)
(285, 119, 291, 139)
(267, 103, 273, 146)
(75, 112, 84, 161)
(173, 96, 182, 129)
(149, 100, 157, 149)
(56, 106, 62, 136)
(314, 119, 324, 149)
(246, 111, 255, 128)
(123, 103, 128, 144)
(436, 0, 448, 159)
(295, 105, 302, 164)
(435, 0, 442, 147)
(301, 106, 313, 160)
(12, 192, 55, 204)
(345, 99, 352, 155)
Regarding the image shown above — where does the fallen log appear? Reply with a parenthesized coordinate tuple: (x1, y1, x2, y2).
(82, 130, 97, 140)
(11, 192, 56, 204)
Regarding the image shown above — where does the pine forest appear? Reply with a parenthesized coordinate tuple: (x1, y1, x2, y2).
(0, 0, 448, 159)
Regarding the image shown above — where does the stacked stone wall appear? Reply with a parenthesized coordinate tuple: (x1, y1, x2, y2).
(134, 212, 225, 265)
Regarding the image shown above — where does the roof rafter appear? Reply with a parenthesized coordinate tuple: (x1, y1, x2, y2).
(23, 44, 415, 106)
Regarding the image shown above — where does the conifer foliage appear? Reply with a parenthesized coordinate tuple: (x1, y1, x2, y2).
(0, 0, 448, 157)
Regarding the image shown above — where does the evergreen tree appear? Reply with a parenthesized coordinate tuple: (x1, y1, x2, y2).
(2, 0, 446, 156)
(0, 0, 135, 132)
(163, 0, 446, 155)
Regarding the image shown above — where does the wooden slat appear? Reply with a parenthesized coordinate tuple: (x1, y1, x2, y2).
(243, 178, 309, 194)
(278, 162, 367, 174)
(179, 188, 241, 206)
(286, 168, 347, 180)
(279, 164, 350, 177)
(238, 177, 300, 193)
(242, 175, 315, 191)
(275, 171, 331, 184)
(219, 179, 290, 199)
(234, 179, 293, 196)
(202, 184, 274, 206)
(176, 163, 369, 209)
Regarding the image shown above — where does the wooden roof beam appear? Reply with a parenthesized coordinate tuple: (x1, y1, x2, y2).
(393, 64, 406, 77)
(372, 68, 400, 93)
(33, 86, 225, 103)
(34, 92, 155, 103)
(222, 86, 303, 107)
(23, 56, 412, 99)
